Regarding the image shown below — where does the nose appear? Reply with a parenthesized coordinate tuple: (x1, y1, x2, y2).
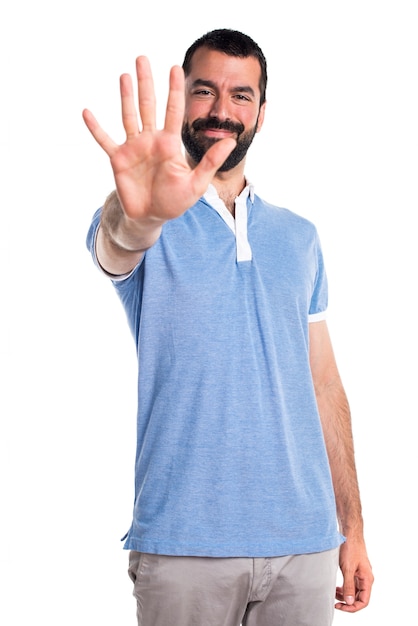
(209, 94, 231, 121)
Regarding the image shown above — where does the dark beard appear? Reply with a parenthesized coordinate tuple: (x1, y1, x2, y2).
(182, 116, 258, 172)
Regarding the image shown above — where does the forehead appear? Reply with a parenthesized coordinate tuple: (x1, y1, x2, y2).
(186, 47, 262, 95)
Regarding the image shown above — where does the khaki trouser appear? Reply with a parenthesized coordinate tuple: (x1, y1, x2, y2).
(128, 547, 339, 626)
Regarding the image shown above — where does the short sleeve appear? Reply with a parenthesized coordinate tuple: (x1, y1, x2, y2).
(308, 230, 328, 322)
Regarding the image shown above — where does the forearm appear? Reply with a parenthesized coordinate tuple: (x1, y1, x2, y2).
(97, 190, 163, 275)
(316, 379, 364, 539)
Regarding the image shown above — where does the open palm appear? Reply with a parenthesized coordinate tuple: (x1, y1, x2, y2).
(82, 56, 235, 224)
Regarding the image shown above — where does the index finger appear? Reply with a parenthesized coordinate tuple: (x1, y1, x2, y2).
(163, 65, 185, 135)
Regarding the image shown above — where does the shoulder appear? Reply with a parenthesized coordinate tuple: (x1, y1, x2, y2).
(251, 195, 321, 248)
(253, 195, 317, 228)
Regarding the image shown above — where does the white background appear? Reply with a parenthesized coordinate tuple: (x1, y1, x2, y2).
(3, 1, 417, 624)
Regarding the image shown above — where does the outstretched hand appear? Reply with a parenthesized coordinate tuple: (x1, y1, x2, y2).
(82, 56, 236, 225)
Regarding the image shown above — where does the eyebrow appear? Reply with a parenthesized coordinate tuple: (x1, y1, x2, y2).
(191, 79, 256, 97)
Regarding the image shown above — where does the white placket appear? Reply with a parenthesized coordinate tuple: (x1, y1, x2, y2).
(204, 184, 253, 262)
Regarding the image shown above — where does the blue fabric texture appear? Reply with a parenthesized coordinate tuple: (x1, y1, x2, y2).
(87, 193, 344, 557)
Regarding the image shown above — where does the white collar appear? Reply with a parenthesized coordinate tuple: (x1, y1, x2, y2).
(203, 182, 254, 262)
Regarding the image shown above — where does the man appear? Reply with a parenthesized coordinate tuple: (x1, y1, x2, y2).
(83, 28, 373, 626)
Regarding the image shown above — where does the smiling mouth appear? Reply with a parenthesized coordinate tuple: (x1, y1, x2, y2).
(201, 128, 235, 138)
(192, 118, 245, 136)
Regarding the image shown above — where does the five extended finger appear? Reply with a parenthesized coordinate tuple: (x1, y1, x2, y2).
(136, 56, 156, 132)
(188, 137, 236, 197)
(120, 73, 140, 138)
(82, 109, 118, 157)
(164, 65, 185, 135)
(197, 137, 237, 176)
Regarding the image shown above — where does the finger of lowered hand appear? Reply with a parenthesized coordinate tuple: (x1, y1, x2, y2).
(335, 593, 368, 612)
(82, 109, 119, 157)
(335, 577, 373, 613)
(135, 56, 156, 132)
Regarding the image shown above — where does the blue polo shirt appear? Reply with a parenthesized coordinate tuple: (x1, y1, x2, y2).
(87, 184, 344, 557)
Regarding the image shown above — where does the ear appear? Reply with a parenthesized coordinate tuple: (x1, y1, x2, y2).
(256, 102, 266, 133)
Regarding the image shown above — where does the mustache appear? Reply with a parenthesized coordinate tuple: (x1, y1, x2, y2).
(191, 117, 245, 135)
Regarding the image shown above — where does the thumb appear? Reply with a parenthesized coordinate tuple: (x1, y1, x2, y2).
(343, 578, 356, 605)
(195, 137, 237, 177)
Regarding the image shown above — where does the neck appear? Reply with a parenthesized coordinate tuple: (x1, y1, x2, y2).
(186, 153, 247, 215)
(212, 160, 247, 214)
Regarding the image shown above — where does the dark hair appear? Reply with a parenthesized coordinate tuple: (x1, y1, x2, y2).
(182, 28, 267, 105)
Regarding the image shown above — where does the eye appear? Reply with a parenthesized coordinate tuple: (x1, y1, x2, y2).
(233, 94, 251, 102)
(193, 89, 213, 97)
